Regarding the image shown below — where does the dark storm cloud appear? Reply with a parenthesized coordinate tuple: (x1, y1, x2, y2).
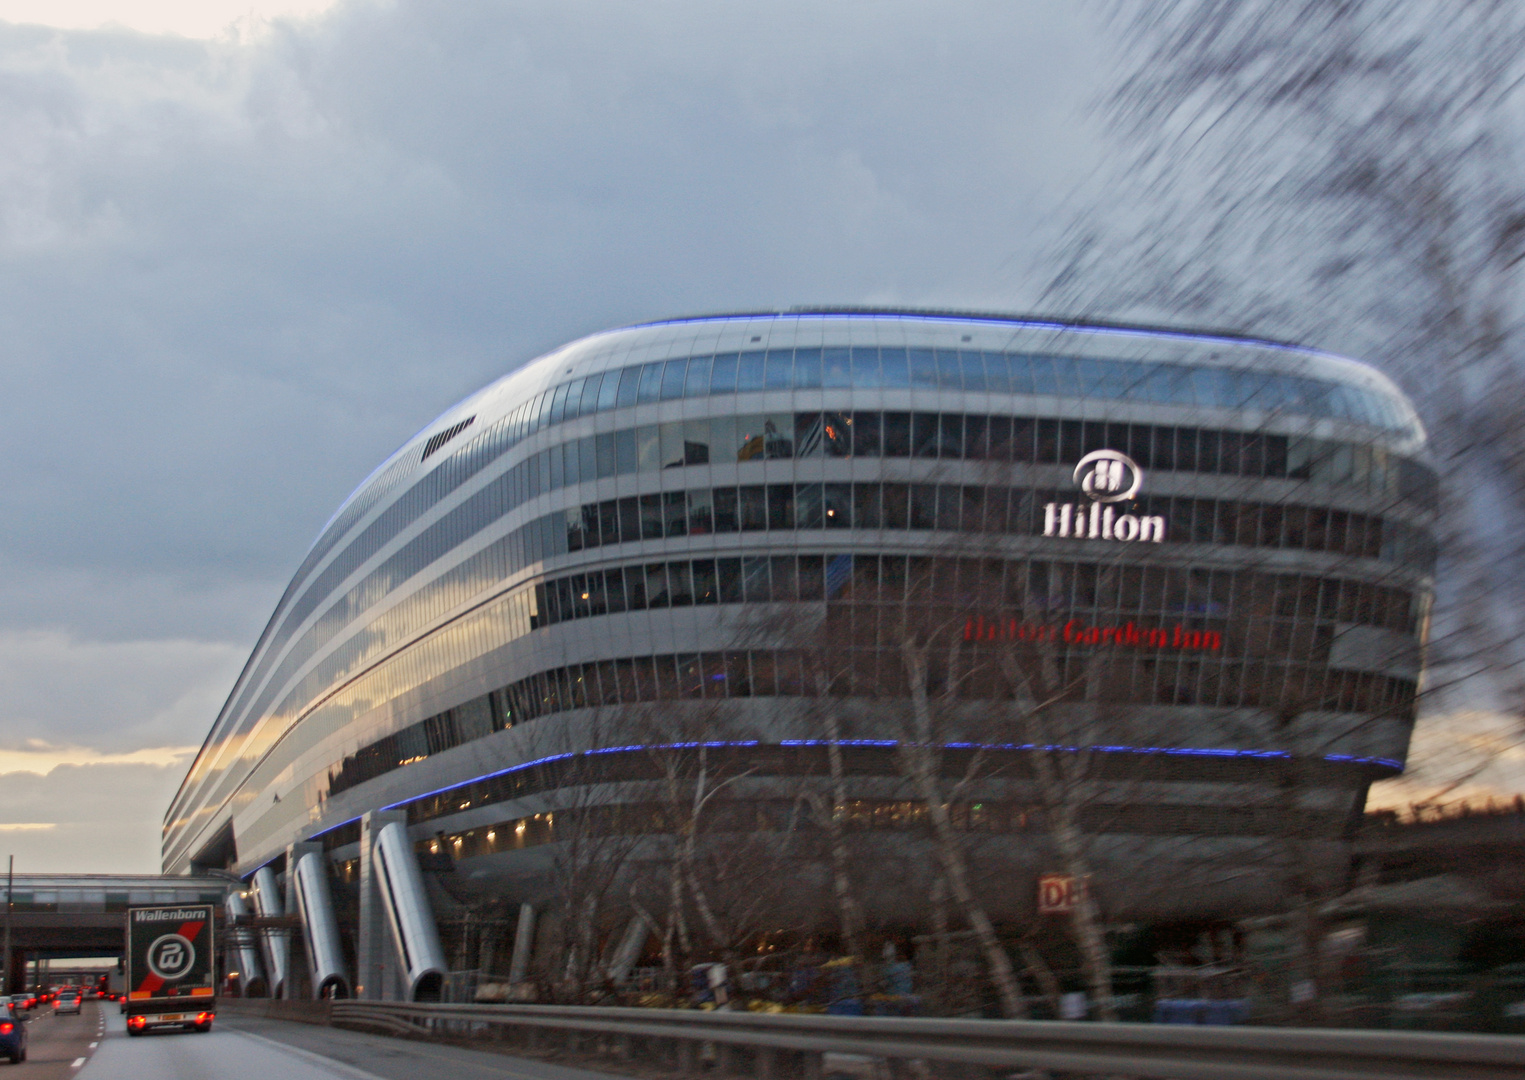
(0, 1, 1099, 639)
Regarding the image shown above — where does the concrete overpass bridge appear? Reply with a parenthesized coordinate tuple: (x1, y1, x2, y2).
(0, 873, 231, 991)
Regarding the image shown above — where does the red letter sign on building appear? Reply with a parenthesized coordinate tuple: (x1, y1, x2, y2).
(1038, 874, 1084, 914)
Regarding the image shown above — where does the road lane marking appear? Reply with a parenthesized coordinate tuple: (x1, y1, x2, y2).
(72, 1057, 85, 1067)
(89, 1041, 98, 1047)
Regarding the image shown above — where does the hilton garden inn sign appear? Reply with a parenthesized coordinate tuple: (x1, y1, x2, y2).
(1042, 449, 1166, 543)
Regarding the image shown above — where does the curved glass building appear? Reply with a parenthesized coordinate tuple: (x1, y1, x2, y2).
(165, 309, 1436, 924)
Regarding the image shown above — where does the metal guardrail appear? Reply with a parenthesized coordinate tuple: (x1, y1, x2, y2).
(326, 1000, 1525, 1080)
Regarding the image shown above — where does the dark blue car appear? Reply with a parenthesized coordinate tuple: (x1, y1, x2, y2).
(0, 1001, 25, 1063)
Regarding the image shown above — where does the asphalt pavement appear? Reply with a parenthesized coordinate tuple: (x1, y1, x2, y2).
(10, 998, 107, 1078)
(74, 1003, 634, 1080)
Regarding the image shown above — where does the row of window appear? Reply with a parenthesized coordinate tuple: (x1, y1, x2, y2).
(221, 469, 1435, 814)
(249, 420, 1427, 752)
(193, 412, 1434, 825)
(321, 635, 1417, 805)
(510, 412, 1436, 502)
(543, 482, 1436, 566)
(183, 335, 1423, 830)
(272, 411, 1434, 742)
(238, 488, 1430, 835)
(488, 649, 1414, 717)
(294, 546, 1425, 812)
(530, 554, 1419, 635)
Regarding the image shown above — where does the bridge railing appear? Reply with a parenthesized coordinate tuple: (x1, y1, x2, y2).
(317, 999, 1524, 1080)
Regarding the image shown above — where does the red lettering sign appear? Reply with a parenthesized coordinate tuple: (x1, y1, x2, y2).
(1038, 874, 1084, 914)
(963, 616, 1221, 652)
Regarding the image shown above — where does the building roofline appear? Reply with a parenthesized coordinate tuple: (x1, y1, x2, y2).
(615, 305, 1322, 356)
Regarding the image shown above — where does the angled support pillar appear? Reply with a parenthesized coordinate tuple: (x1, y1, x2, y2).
(371, 819, 448, 1000)
(358, 810, 407, 1000)
(605, 916, 650, 986)
(507, 902, 536, 986)
(287, 841, 350, 999)
(224, 889, 266, 996)
(250, 864, 289, 998)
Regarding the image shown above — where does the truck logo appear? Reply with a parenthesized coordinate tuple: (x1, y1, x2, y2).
(147, 934, 196, 982)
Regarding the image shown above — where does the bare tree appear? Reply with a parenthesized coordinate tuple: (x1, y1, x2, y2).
(894, 613, 1029, 1019)
(518, 708, 647, 1003)
(632, 697, 806, 985)
(1047, 0, 1525, 729)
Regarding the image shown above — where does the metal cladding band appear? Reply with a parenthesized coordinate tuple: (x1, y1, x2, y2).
(293, 852, 350, 999)
(224, 890, 265, 994)
(373, 821, 447, 1001)
(251, 864, 289, 998)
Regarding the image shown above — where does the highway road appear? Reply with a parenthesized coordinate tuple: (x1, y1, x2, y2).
(63, 1000, 630, 1080)
(9, 998, 107, 1078)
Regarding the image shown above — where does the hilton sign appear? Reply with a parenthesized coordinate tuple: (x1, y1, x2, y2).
(1043, 450, 1165, 543)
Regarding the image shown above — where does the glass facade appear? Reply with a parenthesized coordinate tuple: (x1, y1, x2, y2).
(164, 312, 1436, 877)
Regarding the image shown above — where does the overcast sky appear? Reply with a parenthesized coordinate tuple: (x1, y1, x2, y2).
(0, 0, 1115, 871)
(0, 2, 1509, 875)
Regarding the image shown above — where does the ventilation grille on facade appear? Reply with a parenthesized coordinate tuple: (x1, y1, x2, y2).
(421, 416, 475, 461)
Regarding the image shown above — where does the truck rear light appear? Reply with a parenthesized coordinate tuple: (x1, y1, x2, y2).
(127, 1015, 145, 1028)
(196, 1012, 213, 1023)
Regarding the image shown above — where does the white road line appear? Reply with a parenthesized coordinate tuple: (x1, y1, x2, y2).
(89, 1041, 98, 1047)
(72, 1057, 85, 1067)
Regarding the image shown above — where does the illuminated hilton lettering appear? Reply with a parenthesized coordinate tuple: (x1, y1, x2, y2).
(1042, 450, 1166, 543)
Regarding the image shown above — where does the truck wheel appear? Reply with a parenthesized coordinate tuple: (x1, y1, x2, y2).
(127, 1027, 142, 1037)
(195, 1023, 211, 1033)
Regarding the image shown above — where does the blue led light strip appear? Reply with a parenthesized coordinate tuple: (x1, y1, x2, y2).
(371, 737, 1403, 816)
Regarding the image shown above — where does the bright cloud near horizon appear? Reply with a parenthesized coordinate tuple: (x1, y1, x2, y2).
(0, 0, 343, 37)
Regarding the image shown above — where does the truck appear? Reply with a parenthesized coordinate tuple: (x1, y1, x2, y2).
(123, 904, 217, 1035)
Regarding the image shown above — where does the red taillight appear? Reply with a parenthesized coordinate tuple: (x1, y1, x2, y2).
(127, 1016, 145, 1028)
(195, 1012, 213, 1023)
(0, 1022, 12, 1035)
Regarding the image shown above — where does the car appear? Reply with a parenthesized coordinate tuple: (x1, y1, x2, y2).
(0, 1003, 25, 1064)
(52, 990, 81, 1016)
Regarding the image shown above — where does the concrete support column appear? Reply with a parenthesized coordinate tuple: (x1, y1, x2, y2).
(285, 841, 321, 999)
(605, 916, 650, 986)
(251, 865, 289, 998)
(507, 902, 536, 986)
(357, 810, 406, 1000)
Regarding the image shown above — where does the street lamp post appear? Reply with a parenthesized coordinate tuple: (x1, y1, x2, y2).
(3, 856, 13, 995)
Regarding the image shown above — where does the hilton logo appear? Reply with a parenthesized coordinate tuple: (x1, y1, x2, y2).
(1043, 450, 1166, 543)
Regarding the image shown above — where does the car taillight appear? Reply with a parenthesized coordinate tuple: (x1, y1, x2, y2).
(0, 1022, 12, 1034)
